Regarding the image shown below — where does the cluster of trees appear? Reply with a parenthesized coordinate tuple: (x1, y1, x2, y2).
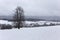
(0, 24, 12, 29)
(13, 6, 25, 29)
(0, 6, 25, 29)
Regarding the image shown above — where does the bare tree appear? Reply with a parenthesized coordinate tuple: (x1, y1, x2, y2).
(13, 6, 25, 29)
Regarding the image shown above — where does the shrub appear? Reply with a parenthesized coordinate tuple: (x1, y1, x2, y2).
(1, 24, 12, 29)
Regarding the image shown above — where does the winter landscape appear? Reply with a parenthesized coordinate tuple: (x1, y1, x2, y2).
(0, 19, 60, 29)
(0, 0, 60, 40)
(0, 21, 60, 40)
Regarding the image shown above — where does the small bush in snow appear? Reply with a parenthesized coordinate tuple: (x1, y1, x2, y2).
(1, 24, 12, 29)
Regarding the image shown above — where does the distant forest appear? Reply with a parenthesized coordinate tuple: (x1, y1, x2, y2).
(0, 16, 60, 22)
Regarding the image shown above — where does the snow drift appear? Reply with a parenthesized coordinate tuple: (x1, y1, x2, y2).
(0, 25, 60, 40)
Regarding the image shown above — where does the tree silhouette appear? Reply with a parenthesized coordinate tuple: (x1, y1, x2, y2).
(13, 6, 25, 29)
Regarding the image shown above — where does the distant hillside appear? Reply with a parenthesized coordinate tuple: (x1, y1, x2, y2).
(0, 16, 60, 21)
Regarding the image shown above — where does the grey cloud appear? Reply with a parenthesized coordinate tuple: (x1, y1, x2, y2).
(0, 0, 59, 16)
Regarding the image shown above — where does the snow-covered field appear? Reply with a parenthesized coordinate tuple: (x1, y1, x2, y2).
(0, 20, 60, 27)
(0, 20, 60, 40)
(25, 21, 60, 27)
(0, 25, 60, 40)
(0, 20, 13, 25)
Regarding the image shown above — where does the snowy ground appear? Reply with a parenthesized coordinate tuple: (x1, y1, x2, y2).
(0, 20, 13, 25)
(0, 20, 60, 27)
(0, 25, 60, 40)
(0, 20, 60, 40)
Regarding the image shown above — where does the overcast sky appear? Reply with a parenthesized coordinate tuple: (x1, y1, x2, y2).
(0, 0, 60, 16)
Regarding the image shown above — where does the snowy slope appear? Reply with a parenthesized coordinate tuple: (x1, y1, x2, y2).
(0, 20, 60, 27)
(0, 25, 60, 40)
(0, 20, 13, 25)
